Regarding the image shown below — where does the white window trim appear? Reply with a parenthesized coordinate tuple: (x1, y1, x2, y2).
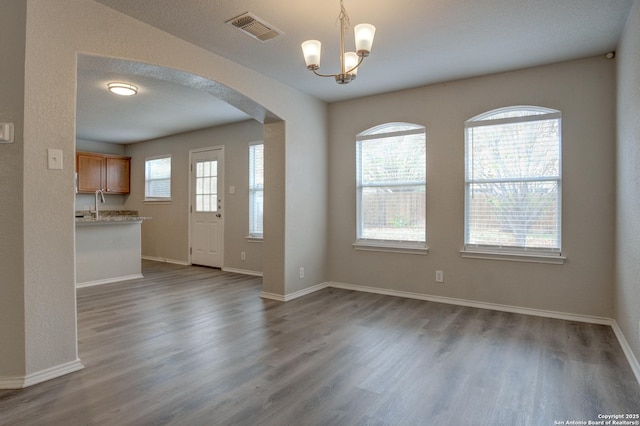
(355, 122, 427, 252)
(460, 248, 566, 265)
(143, 199, 172, 204)
(464, 107, 562, 259)
(248, 142, 264, 239)
(465, 110, 562, 129)
(353, 240, 429, 255)
(144, 155, 172, 202)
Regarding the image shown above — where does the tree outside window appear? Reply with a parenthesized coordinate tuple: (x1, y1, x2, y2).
(465, 106, 562, 253)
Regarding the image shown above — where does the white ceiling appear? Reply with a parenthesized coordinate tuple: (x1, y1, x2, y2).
(79, 0, 634, 144)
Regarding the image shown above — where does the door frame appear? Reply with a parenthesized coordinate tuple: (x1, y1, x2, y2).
(188, 145, 225, 267)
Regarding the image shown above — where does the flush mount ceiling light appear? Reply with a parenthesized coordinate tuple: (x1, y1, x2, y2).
(301, 0, 375, 84)
(107, 82, 138, 96)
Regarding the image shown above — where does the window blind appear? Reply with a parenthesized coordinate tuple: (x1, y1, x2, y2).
(249, 143, 264, 237)
(145, 156, 171, 199)
(465, 107, 561, 252)
(356, 123, 426, 243)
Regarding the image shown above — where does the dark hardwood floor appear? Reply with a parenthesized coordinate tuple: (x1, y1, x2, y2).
(1, 260, 639, 425)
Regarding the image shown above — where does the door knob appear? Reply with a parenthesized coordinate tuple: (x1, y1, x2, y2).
(216, 213, 222, 218)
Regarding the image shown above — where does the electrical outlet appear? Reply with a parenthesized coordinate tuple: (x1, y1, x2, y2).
(299, 267, 304, 279)
(241, 251, 246, 261)
(435, 270, 444, 283)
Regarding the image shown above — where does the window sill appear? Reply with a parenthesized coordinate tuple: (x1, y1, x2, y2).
(144, 199, 172, 204)
(246, 236, 263, 243)
(460, 249, 566, 264)
(353, 241, 429, 255)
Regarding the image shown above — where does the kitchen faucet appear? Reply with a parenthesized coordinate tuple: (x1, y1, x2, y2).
(94, 189, 105, 218)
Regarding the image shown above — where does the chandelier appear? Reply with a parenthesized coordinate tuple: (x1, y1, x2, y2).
(301, 0, 376, 84)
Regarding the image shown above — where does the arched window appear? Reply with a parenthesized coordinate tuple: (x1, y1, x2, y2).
(355, 122, 427, 252)
(464, 106, 562, 257)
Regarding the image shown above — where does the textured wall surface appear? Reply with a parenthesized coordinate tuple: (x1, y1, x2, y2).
(328, 56, 616, 318)
(18, 0, 327, 379)
(616, 0, 640, 364)
(0, 0, 26, 378)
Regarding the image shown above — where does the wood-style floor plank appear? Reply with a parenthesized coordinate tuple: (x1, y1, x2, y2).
(1, 260, 638, 425)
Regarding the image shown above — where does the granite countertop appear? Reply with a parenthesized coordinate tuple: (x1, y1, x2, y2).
(75, 210, 151, 223)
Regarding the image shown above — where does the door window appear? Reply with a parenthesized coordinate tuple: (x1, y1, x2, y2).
(195, 160, 218, 212)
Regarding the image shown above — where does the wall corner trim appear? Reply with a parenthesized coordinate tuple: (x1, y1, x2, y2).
(259, 291, 286, 302)
(76, 274, 144, 289)
(261, 282, 329, 302)
(141, 256, 189, 266)
(611, 320, 640, 385)
(0, 359, 84, 389)
(222, 267, 263, 277)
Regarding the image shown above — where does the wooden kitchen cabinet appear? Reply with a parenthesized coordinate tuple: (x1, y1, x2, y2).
(76, 152, 131, 194)
(76, 152, 103, 193)
(105, 157, 130, 193)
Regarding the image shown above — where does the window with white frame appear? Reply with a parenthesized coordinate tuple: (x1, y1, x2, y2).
(145, 156, 171, 201)
(249, 143, 264, 238)
(464, 106, 562, 256)
(356, 123, 426, 249)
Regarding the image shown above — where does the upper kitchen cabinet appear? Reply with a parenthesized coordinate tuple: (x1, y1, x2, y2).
(76, 152, 103, 193)
(76, 151, 131, 194)
(105, 156, 130, 194)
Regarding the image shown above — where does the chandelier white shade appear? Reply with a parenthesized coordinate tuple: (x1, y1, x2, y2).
(354, 24, 375, 54)
(344, 52, 359, 77)
(301, 40, 322, 68)
(107, 82, 138, 96)
(301, 0, 375, 84)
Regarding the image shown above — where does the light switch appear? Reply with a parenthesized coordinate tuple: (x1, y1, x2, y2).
(48, 149, 63, 170)
(229, 185, 236, 194)
(0, 122, 14, 143)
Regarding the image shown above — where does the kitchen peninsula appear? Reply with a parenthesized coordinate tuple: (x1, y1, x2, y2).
(75, 210, 151, 287)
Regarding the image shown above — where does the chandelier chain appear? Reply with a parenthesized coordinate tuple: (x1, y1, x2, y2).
(337, 0, 351, 34)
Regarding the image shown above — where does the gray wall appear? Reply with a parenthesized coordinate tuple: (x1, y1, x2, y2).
(76, 139, 126, 156)
(123, 120, 264, 273)
(8, 0, 327, 381)
(0, 0, 26, 378)
(328, 56, 616, 318)
(6, 0, 635, 386)
(616, 1, 640, 364)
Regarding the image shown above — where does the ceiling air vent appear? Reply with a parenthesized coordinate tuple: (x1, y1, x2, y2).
(225, 12, 283, 42)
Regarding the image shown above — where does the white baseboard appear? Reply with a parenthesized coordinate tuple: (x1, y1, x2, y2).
(0, 376, 25, 389)
(260, 291, 286, 302)
(141, 255, 189, 266)
(0, 359, 84, 389)
(611, 321, 640, 385)
(327, 282, 612, 325)
(76, 274, 143, 289)
(260, 282, 329, 302)
(283, 282, 329, 301)
(222, 267, 263, 277)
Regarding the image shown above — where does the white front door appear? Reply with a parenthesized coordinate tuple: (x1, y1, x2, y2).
(190, 148, 224, 268)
